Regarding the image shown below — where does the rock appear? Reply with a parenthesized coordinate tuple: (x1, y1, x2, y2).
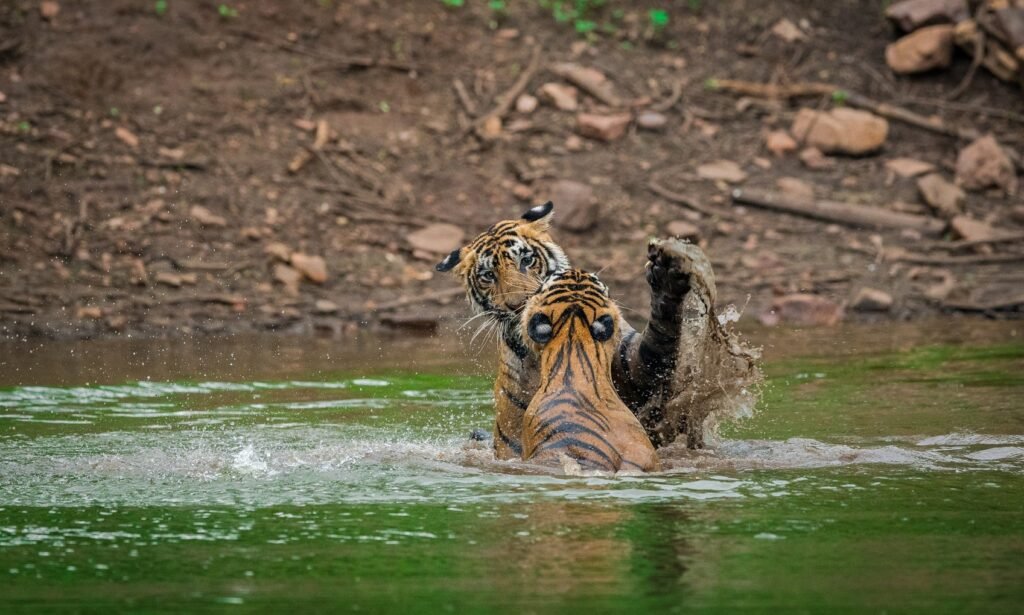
(550, 180, 598, 232)
(666, 220, 700, 240)
(949, 215, 1000, 242)
(314, 299, 339, 314)
(189, 205, 227, 227)
(274, 263, 302, 296)
(538, 83, 579, 111)
(799, 147, 835, 170)
(697, 160, 748, 184)
(776, 177, 815, 201)
(791, 108, 888, 155)
(290, 253, 328, 284)
(765, 130, 797, 156)
(114, 126, 139, 149)
(480, 115, 503, 139)
(76, 306, 103, 320)
(264, 242, 292, 262)
(762, 294, 844, 327)
(406, 223, 465, 254)
(885, 157, 935, 178)
(564, 134, 584, 151)
(39, 1, 59, 20)
(155, 272, 184, 288)
(955, 135, 1018, 194)
(851, 288, 893, 312)
(771, 18, 805, 43)
(515, 94, 538, 114)
(916, 173, 964, 217)
(636, 111, 668, 131)
(885, 0, 969, 32)
(885, 25, 955, 74)
(577, 113, 631, 142)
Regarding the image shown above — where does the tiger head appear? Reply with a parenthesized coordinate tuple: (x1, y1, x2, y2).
(523, 269, 620, 354)
(435, 202, 569, 324)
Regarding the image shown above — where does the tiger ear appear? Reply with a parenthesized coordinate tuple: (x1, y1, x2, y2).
(521, 201, 554, 229)
(435, 249, 462, 272)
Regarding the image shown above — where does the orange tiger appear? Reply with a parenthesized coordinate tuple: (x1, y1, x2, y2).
(521, 269, 660, 472)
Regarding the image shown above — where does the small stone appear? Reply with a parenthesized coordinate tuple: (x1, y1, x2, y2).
(791, 108, 888, 155)
(636, 111, 668, 131)
(293, 119, 317, 132)
(776, 177, 815, 201)
(76, 306, 103, 320)
(274, 263, 302, 296)
(290, 253, 328, 284)
(406, 223, 465, 254)
(39, 1, 59, 20)
(770, 18, 805, 43)
(114, 126, 139, 149)
(885, 157, 935, 178)
(955, 135, 1018, 194)
(666, 220, 700, 240)
(189, 205, 227, 227)
(885, 0, 969, 32)
(0, 91, 6, 103)
(155, 272, 183, 288)
(851, 287, 893, 312)
(515, 94, 538, 114)
(241, 227, 262, 240)
(158, 146, 185, 161)
(949, 215, 1001, 242)
(551, 179, 598, 233)
(761, 293, 844, 327)
(512, 183, 533, 202)
(799, 147, 835, 170)
(314, 299, 339, 314)
(565, 135, 584, 151)
(577, 113, 631, 142)
(917, 173, 964, 217)
(538, 83, 579, 111)
(765, 130, 797, 156)
(697, 160, 748, 184)
(480, 115, 502, 139)
(885, 25, 955, 74)
(264, 242, 292, 262)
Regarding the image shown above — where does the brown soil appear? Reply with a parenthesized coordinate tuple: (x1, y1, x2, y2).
(1, 0, 1022, 340)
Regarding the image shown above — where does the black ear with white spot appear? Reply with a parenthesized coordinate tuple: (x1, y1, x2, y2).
(589, 314, 615, 342)
(521, 201, 554, 222)
(527, 313, 553, 344)
(435, 249, 461, 272)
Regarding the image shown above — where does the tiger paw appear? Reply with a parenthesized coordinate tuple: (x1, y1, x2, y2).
(645, 238, 717, 312)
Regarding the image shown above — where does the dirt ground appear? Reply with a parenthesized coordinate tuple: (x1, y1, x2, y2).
(1, 0, 1022, 340)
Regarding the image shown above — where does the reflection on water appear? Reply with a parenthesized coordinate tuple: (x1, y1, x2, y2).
(0, 320, 1022, 611)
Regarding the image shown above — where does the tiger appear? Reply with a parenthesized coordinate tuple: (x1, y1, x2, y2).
(520, 269, 661, 472)
(437, 202, 761, 452)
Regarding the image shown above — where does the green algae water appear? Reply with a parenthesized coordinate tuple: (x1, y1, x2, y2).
(1, 322, 1022, 613)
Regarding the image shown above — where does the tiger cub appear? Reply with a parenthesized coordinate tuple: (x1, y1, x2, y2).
(520, 269, 661, 473)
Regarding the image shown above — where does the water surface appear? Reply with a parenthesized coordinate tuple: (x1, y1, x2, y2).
(1, 321, 1022, 612)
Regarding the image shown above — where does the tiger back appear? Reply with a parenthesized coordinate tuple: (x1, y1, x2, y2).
(520, 269, 661, 473)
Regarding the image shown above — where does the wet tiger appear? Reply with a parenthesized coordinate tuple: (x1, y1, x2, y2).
(521, 269, 660, 472)
(435, 202, 569, 459)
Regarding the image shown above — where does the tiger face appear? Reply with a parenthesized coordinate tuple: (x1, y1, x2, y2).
(523, 269, 619, 353)
(435, 202, 569, 323)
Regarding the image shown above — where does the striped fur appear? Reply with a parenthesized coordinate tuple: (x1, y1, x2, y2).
(521, 270, 661, 472)
(436, 204, 568, 459)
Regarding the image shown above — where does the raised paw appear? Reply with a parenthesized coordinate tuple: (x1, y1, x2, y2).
(645, 238, 717, 307)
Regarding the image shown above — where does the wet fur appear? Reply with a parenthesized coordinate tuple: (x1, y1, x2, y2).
(521, 270, 660, 472)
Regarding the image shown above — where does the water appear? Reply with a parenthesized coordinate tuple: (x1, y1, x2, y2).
(1, 322, 1022, 613)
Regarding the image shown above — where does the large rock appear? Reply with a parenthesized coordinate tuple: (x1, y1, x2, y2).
(885, 0, 969, 32)
(550, 180, 598, 232)
(791, 108, 888, 155)
(406, 223, 465, 254)
(577, 113, 631, 142)
(761, 293, 844, 327)
(885, 25, 956, 74)
(917, 173, 965, 217)
(955, 135, 1018, 195)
